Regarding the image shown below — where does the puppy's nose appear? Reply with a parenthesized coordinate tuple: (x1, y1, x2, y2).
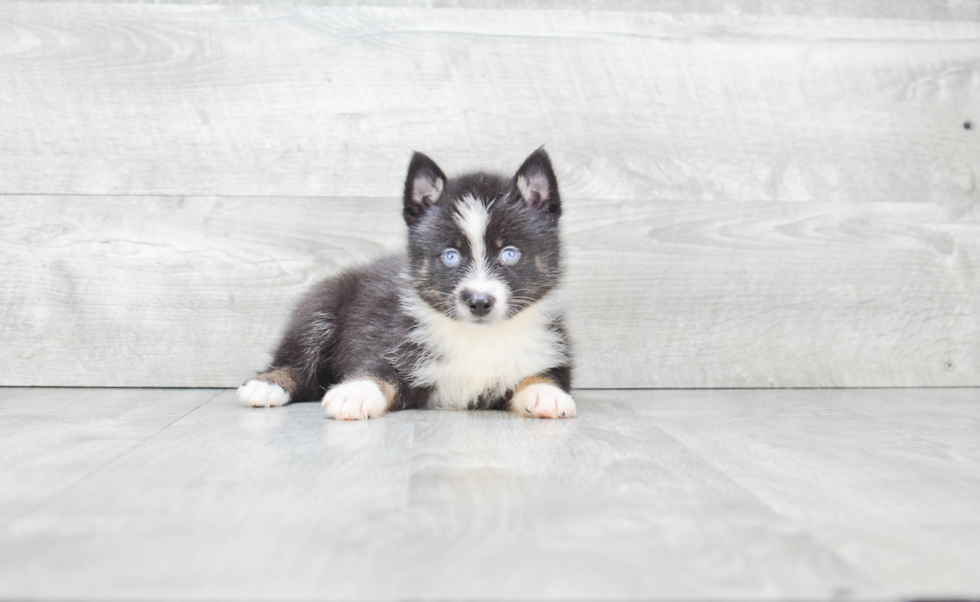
(466, 292, 494, 317)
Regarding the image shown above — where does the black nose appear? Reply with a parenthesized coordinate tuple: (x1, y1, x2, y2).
(466, 293, 494, 317)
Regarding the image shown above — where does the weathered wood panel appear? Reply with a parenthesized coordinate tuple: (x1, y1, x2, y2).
(0, 5, 977, 206)
(2, 4, 978, 388)
(9, 0, 980, 21)
(1, 195, 976, 388)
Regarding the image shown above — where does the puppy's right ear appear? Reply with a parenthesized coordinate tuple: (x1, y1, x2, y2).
(403, 152, 446, 226)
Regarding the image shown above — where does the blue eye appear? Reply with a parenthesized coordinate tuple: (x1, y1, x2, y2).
(500, 246, 521, 264)
(441, 249, 460, 266)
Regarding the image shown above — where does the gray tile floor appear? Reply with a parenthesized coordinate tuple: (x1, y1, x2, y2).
(1, 387, 979, 601)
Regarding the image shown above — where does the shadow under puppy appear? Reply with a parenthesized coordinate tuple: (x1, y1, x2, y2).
(238, 148, 575, 420)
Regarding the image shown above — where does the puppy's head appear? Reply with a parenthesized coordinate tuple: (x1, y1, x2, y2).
(403, 148, 562, 326)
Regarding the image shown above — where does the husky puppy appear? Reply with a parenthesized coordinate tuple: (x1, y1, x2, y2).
(237, 149, 575, 420)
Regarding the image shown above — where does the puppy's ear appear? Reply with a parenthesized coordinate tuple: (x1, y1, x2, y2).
(403, 152, 446, 226)
(515, 147, 560, 217)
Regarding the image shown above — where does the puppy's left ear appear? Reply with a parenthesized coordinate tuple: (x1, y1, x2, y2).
(515, 147, 561, 218)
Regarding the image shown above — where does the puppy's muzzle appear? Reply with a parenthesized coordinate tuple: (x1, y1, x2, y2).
(461, 291, 495, 317)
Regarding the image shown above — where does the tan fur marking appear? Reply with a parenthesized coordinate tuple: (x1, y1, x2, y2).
(515, 375, 559, 394)
(257, 367, 298, 394)
(365, 377, 398, 407)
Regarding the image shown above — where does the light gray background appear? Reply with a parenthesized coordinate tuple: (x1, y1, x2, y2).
(2, 5, 980, 599)
(1, 1, 978, 388)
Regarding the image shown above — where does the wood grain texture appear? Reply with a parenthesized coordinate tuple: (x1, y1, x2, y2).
(2, 195, 977, 388)
(1, 4, 978, 206)
(1, 387, 978, 600)
(0, 388, 219, 529)
(9, 0, 980, 21)
(618, 388, 980, 593)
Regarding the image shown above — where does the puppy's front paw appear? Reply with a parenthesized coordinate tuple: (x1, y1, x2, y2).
(513, 383, 576, 419)
(322, 379, 388, 420)
(238, 379, 292, 408)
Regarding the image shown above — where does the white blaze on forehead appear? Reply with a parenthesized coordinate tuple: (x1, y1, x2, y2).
(453, 194, 508, 320)
(454, 195, 489, 274)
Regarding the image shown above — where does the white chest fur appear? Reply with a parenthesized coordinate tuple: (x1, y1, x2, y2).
(403, 293, 567, 409)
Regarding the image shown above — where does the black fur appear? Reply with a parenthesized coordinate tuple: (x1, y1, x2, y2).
(258, 149, 572, 412)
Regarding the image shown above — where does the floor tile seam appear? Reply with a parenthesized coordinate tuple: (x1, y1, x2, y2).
(840, 405, 980, 460)
(600, 398, 800, 520)
(654, 396, 980, 591)
(1, 388, 224, 530)
(844, 401, 980, 425)
(809, 399, 980, 474)
(650, 418, 887, 593)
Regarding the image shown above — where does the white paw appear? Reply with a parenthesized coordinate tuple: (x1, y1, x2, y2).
(513, 383, 576, 419)
(237, 379, 291, 408)
(322, 379, 388, 420)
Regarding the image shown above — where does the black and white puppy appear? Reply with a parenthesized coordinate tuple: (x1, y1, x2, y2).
(237, 148, 575, 420)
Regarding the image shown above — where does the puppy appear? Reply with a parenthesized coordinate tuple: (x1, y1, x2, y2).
(237, 148, 575, 420)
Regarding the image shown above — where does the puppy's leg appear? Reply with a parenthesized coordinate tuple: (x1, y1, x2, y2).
(511, 375, 576, 419)
(237, 367, 299, 408)
(322, 377, 398, 420)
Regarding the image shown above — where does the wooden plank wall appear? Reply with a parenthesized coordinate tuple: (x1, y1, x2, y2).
(1, 2, 978, 388)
